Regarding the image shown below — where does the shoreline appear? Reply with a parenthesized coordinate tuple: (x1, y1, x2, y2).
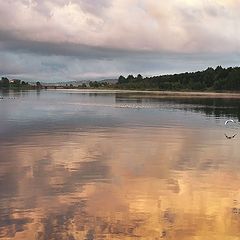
(1, 88, 240, 98)
(50, 88, 240, 98)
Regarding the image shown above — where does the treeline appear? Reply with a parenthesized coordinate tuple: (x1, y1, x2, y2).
(89, 81, 109, 88)
(0, 77, 34, 90)
(116, 66, 240, 91)
(64, 81, 110, 89)
(0, 77, 111, 90)
(2, 66, 240, 92)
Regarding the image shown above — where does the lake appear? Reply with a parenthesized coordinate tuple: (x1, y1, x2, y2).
(0, 89, 240, 240)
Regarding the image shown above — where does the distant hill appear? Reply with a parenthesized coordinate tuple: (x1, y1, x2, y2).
(43, 78, 118, 86)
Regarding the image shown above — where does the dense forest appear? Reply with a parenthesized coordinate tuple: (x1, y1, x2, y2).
(116, 66, 240, 91)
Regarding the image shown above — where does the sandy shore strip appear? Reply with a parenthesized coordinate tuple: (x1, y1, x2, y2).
(52, 89, 240, 98)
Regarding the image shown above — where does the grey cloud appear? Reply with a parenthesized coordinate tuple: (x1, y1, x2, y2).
(1, 29, 204, 61)
(0, 0, 240, 82)
(0, 30, 143, 60)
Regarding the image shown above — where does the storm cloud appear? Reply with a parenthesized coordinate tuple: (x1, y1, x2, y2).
(0, 0, 240, 82)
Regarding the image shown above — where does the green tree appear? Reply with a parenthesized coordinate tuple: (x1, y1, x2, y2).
(36, 81, 42, 89)
(136, 74, 143, 81)
(127, 75, 135, 82)
(1, 77, 10, 89)
(12, 79, 21, 88)
(118, 75, 128, 84)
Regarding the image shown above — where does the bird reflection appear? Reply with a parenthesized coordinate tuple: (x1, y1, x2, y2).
(224, 133, 237, 140)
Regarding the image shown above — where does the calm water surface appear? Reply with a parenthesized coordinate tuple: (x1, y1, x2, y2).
(0, 90, 240, 240)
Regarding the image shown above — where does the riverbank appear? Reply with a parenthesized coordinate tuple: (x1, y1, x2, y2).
(1, 87, 240, 99)
(51, 88, 240, 99)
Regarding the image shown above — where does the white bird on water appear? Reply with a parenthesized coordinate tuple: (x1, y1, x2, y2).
(225, 119, 235, 125)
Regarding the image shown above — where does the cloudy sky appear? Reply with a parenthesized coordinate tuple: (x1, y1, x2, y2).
(0, 0, 240, 82)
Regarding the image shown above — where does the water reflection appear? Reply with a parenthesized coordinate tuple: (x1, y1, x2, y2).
(0, 90, 240, 239)
(115, 93, 240, 120)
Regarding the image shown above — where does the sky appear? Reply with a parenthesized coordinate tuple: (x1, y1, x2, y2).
(0, 0, 240, 82)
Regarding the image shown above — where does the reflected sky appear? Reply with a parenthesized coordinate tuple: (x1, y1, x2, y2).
(0, 90, 240, 240)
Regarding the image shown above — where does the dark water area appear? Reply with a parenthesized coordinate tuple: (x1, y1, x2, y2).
(0, 90, 240, 240)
